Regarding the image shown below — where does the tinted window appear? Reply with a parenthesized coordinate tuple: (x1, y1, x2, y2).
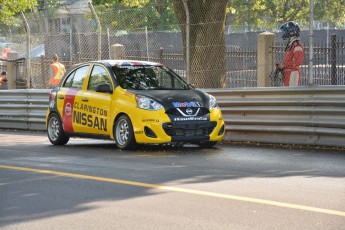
(113, 66, 189, 90)
(88, 65, 113, 91)
(63, 65, 89, 89)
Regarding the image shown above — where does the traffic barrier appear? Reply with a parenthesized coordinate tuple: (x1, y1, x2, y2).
(207, 86, 345, 147)
(0, 89, 48, 131)
(1, 87, 345, 147)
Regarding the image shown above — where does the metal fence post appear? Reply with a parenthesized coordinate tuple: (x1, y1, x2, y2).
(308, 0, 314, 85)
(182, 0, 190, 84)
(159, 47, 164, 63)
(70, 28, 73, 63)
(21, 12, 31, 89)
(107, 28, 111, 59)
(145, 26, 150, 61)
(88, 1, 102, 60)
(331, 34, 337, 85)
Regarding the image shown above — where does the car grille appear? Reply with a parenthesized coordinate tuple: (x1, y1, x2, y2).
(162, 121, 216, 137)
(165, 107, 210, 116)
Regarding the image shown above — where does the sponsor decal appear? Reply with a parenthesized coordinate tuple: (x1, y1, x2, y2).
(73, 111, 107, 131)
(135, 131, 144, 134)
(124, 91, 133, 97)
(74, 102, 108, 117)
(73, 102, 108, 131)
(186, 108, 193, 115)
(172, 101, 202, 108)
(65, 103, 72, 115)
(62, 88, 79, 132)
(142, 119, 159, 122)
(173, 117, 207, 121)
(49, 100, 55, 109)
(49, 91, 57, 109)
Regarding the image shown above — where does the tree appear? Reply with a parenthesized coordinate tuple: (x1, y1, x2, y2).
(94, 0, 177, 31)
(93, 0, 228, 88)
(226, 0, 345, 30)
(173, 0, 228, 88)
(0, 0, 37, 26)
(314, 0, 345, 27)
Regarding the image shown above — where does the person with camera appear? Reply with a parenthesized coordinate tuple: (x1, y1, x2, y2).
(0, 71, 7, 87)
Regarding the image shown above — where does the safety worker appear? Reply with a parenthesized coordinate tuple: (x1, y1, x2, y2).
(48, 54, 66, 88)
(277, 21, 305, 86)
(2, 47, 10, 59)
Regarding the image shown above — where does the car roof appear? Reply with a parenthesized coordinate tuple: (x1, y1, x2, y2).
(95, 60, 164, 67)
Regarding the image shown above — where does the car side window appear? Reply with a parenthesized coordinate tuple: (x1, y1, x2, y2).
(87, 65, 113, 91)
(63, 65, 89, 89)
(63, 72, 75, 88)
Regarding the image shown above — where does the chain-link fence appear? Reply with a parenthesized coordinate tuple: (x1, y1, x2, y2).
(0, 1, 345, 89)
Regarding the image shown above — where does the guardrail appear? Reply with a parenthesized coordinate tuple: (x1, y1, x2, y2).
(0, 89, 48, 130)
(1, 87, 345, 147)
(209, 86, 345, 147)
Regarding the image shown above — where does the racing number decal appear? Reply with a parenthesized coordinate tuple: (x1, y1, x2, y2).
(62, 88, 80, 132)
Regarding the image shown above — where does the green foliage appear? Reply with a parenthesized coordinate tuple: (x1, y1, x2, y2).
(93, 0, 178, 31)
(39, 0, 64, 19)
(314, 0, 345, 27)
(227, 0, 345, 30)
(0, 0, 37, 26)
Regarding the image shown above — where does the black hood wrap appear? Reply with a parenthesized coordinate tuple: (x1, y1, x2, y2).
(128, 89, 211, 124)
(127, 89, 210, 109)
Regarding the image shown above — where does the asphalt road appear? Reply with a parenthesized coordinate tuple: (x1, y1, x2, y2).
(0, 130, 345, 230)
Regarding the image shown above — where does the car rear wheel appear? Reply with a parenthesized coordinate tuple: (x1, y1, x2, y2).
(198, 141, 217, 148)
(114, 115, 137, 150)
(47, 113, 69, 145)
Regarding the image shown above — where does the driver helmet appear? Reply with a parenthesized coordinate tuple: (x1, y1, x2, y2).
(279, 21, 301, 40)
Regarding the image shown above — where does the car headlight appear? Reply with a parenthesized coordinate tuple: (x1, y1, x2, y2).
(136, 95, 163, 110)
(208, 94, 218, 109)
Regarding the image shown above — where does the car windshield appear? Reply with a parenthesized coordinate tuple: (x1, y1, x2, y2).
(112, 66, 191, 90)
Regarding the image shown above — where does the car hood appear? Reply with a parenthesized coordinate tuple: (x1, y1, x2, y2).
(127, 89, 210, 109)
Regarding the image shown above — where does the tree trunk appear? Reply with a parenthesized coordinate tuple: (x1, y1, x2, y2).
(173, 0, 228, 88)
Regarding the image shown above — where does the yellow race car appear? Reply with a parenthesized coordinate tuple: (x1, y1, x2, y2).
(46, 60, 225, 150)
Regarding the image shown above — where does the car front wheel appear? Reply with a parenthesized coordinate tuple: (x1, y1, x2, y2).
(114, 115, 137, 150)
(47, 113, 69, 145)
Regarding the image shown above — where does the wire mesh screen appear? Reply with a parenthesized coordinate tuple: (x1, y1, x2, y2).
(1, 1, 345, 89)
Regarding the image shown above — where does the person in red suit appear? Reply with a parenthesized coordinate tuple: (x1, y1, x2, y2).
(277, 21, 305, 86)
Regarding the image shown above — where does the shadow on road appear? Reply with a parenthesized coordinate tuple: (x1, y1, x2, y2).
(1, 131, 345, 227)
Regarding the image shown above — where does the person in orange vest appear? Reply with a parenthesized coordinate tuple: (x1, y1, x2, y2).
(2, 47, 10, 59)
(48, 54, 66, 88)
(277, 21, 305, 86)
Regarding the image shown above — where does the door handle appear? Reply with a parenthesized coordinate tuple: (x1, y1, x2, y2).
(82, 98, 89, 102)
(58, 95, 64, 99)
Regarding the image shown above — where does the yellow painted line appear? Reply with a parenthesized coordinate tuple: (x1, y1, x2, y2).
(1, 164, 345, 217)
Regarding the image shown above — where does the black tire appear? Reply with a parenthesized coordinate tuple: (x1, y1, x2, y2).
(47, 113, 70, 145)
(198, 141, 217, 148)
(114, 115, 137, 150)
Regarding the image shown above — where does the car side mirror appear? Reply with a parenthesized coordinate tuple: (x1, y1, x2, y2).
(95, 83, 113, 94)
(188, 83, 195, 89)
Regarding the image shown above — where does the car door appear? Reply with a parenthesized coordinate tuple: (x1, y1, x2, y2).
(74, 64, 114, 136)
(56, 65, 90, 133)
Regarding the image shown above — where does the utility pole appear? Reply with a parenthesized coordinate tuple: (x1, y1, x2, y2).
(308, 0, 314, 85)
(247, 0, 251, 32)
